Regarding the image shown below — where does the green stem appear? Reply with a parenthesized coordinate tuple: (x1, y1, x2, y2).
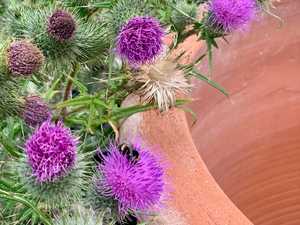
(60, 63, 80, 119)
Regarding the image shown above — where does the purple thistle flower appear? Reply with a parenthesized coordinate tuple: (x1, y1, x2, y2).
(21, 96, 51, 127)
(96, 142, 164, 216)
(116, 16, 164, 66)
(25, 121, 77, 183)
(208, 0, 257, 32)
(7, 40, 44, 77)
(47, 10, 76, 42)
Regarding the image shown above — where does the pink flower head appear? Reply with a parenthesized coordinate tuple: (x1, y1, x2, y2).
(116, 16, 164, 66)
(208, 0, 257, 32)
(96, 141, 165, 216)
(25, 121, 77, 183)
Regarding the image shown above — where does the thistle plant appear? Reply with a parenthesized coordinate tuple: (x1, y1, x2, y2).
(7, 40, 44, 77)
(21, 95, 51, 127)
(97, 142, 164, 214)
(25, 121, 77, 182)
(171, 0, 198, 32)
(15, 121, 90, 211)
(207, 0, 257, 33)
(135, 57, 192, 111)
(0, 0, 274, 224)
(116, 16, 164, 66)
(47, 10, 76, 42)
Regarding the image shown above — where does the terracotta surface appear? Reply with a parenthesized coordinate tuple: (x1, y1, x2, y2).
(190, 1, 300, 224)
(120, 95, 253, 225)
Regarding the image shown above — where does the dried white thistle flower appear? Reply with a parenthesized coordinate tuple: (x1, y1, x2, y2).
(134, 58, 192, 111)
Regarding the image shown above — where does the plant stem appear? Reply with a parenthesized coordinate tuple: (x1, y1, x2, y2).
(60, 63, 80, 119)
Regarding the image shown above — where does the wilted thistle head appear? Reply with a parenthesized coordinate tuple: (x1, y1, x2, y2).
(7, 40, 44, 76)
(47, 10, 76, 42)
(96, 142, 165, 216)
(116, 16, 164, 66)
(21, 95, 51, 127)
(208, 0, 257, 33)
(25, 121, 77, 183)
(135, 58, 191, 111)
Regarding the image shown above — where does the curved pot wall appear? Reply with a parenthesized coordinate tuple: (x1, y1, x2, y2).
(190, 1, 300, 224)
(120, 95, 253, 225)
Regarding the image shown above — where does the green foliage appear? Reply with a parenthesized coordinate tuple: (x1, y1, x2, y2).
(171, 0, 197, 32)
(106, 0, 150, 35)
(0, 75, 22, 118)
(4, 6, 110, 69)
(85, 174, 119, 223)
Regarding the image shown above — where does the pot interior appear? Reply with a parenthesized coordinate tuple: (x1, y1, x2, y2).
(190, 1, 300, 224)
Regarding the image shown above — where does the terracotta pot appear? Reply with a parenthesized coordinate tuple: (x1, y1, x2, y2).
(120, 95, 252, 225)
(120, 1, 299, 224)
(189, 0, 300, 225)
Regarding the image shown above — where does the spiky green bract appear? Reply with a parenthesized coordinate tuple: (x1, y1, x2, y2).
(107, 0, 150, 35)
(16, 151, 92, 211)
(85, 174, 119, 224)
(171, 0, 197, 32)
(84, 168, 119, 225)
(0, 75, 22, 118)
(54, 205, 113, 225)
(4, 6, 109, 69)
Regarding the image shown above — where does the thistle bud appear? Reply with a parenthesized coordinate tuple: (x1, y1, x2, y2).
(21, 95, 51, 127)
(7, 40, 44, 77)
(47, 10, 76, 42)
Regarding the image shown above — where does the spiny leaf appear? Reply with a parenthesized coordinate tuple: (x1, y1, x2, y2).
(189, 69, 228, 96)
(56, 96, 109, 109)
(0, 189, 52, 225)
(110, 99, 190, 121)
(0, 133, 22, 158)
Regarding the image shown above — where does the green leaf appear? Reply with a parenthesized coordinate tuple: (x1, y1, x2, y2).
(56, 96, 92, 108)
(44, 74, 64, 100)
(206, 39, 213, 76)
(0, 133, 22, 158)
(56, 95, 109, 109)
(194, 53, 206, 65)
(110, 99, 190, 121)
(0, 189, 52, 225)
(70, 78, 88, 94)
(77, 2, 113, 9)
(110, 103, 156, 121)
(189, 69, 229, 97)
(179, 106, 198, 126)
(87, 102, 97, 134)
(93, 98, 110, 108)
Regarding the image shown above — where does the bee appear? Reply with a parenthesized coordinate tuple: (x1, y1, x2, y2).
(118, 143, 140, 164)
